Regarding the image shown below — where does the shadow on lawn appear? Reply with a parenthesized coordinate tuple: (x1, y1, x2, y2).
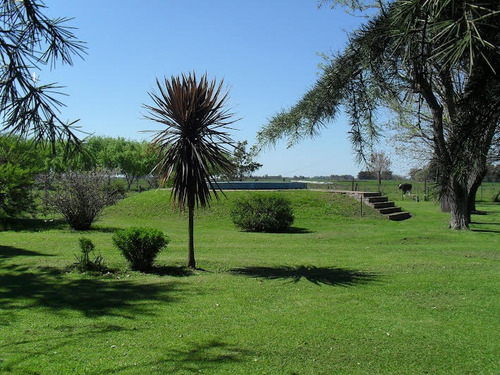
(0, 264, 181, 319)
(470, 228, 500, 233)
(101, 339, 253, 374)
(0, 321, 127, 350)
(0, 322, 134, 372)
(0, 218, 67, 232)
(229, 265, 378, 286)
(146, 265, 195, 277)
(286, 226, 313, 234)
(470, 220, 500, 234)
(0, 218, 121, 233)
(0, 245, 53, 259)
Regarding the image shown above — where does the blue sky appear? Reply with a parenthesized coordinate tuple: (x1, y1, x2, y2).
(42, 0, 409, 177)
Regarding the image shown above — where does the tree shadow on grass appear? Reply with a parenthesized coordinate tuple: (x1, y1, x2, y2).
(470, 220, 500, 234)
(470, 228, 500, 233)
(286, 226, 313, 234)
(0, 218, 67, 232)
(100, 339, 253, 374)
(0, 322, 134, 372)
(0, 245, 54, 259)
(241, 226, 313, 234)
(85, 225, 122, 233)
(0, 321, 128, 349)
(0, 218, 122, 233)
(146, 265, 195, 277)
(229, 265, 378, 286)
(0, 264, 182, 319)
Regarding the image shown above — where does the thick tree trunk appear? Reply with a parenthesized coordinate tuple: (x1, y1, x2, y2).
(440, 194, 451, 212)
(467, 167, 487, 222)
(448, 181, 469, 230)
(467, 182, 480, 223)
(187, 199, 196, 268)
(449, 198, 469, 229)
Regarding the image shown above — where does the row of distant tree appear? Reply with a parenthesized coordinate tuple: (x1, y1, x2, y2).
(0, 135, 154, 217)
(0, 134, 261, 218)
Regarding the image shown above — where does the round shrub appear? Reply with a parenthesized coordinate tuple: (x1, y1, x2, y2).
(112, 227, 169, 271)
(231, 194, 294, 232)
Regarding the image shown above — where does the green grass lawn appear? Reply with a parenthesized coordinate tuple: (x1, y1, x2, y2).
(1, 190, 498, 374)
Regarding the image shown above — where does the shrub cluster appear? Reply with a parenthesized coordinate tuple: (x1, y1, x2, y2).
(112, 227, 169, 271)
(41, 170, 124, 230)
(231, 194, 294, 232)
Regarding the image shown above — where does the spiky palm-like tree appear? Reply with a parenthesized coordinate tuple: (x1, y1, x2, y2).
(144, 72, 236, 268)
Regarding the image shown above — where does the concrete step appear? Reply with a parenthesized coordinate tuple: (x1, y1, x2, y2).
(387, 211, 412, 221)
(360, 192, 382, 198)
(378, 206, 402, 214)
(367, 196, 388, 203)
(372, 201, 395, 209)
(331, 190, 411, 222)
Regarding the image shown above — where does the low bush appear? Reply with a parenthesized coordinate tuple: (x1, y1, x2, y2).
(74, 237, 107, 273)
(112, 227, 169, 271)
(231, 194, 294, 232)
(41, 170, 124, 230)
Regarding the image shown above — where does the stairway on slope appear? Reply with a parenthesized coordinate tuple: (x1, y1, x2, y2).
(364, 192, 411, 221)
(341, 191, 411, 221)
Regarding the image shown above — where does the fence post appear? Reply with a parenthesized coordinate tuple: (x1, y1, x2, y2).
(360, 194, 363, 216)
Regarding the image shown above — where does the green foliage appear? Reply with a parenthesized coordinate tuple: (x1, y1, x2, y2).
(74, 238, 107, 273)
(231, 194, 294, 232)
(357, 170, 375, 180)
(112, 226, 169, 271)
(0, 135, 47, 217)
(112, 139, 157, 190)
(225, 140, 262, 180)
(44, 137, 158, 191)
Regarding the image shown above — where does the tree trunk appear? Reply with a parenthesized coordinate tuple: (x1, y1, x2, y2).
(449, 199, 469, 229)
(187, 198, 196, 268)
(448, 181, 469, 230)
(440, 194, 451, 212)
(467, 167, 487, 222)
(467, 183, 480, 223)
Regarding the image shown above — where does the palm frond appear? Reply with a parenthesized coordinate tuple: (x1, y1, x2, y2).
(144, 72, 237, 210)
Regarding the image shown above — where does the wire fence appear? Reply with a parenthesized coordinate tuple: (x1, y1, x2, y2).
(305, 180, 499, 203)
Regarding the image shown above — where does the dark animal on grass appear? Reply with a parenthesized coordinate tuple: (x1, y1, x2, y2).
(398, 183, 412, 196)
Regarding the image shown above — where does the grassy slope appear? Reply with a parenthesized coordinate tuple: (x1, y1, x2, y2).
(0, 190, 498, 374)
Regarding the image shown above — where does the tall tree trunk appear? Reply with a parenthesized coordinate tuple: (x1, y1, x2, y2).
(467, 180, 480, 222)
(440, 193, 451, 212)
(448, 180, 469, 230)
(187, 197, 196, 268)
(467, 167, 488, 222)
